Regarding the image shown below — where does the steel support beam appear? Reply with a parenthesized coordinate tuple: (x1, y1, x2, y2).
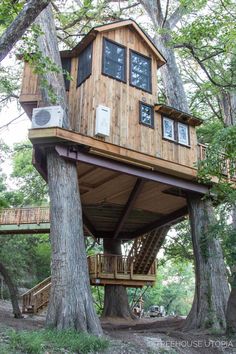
(113, 178, 144, 239)
(55, 145, 209, 194)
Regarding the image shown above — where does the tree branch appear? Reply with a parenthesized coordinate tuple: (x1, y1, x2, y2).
(168, 3, 187, 29)
(0, 0, 51, 63)
(0, 112, 25, 131)
(162, 0, 170, 28)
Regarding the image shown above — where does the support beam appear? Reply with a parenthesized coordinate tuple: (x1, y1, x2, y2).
(55, 145, 209, 195)
(113, 178, 144, 239)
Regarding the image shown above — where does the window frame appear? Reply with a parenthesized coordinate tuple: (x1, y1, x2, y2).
(139, 102, 154, 128)
(162, 116, 175, 141)
(77, 42, 93, 87)
(178, 122, 190, 146)
(61, 57, 72, 91)
(162, 115, 191, 147)
(102, 37, 127, 83)
(129, 49, 152, 94)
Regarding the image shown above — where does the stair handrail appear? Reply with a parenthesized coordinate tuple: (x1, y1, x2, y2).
(22, 276, 51, 297)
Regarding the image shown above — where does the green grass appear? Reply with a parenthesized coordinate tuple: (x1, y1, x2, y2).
(4, 328, 109, 354)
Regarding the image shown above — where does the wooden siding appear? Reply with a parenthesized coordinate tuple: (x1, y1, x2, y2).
(19, 25, 199, 172)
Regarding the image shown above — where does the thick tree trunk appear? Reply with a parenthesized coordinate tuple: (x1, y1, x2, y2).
(0, 0, 50, 63)
(184, 194, 230, 331)
(46, 151, 102, 334)
(0, 262, 22, 318)
(226, 270, 236, 334)
(36, 5, 102, 334)
(102, 239, 135, 319)
(140, 1, 230, 331)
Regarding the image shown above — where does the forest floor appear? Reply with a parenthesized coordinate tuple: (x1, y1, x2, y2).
(0, 300, 235, 354)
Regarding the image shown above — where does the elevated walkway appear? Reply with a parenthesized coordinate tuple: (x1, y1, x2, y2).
(0, 207, 50, 234)
(22, 254, 156, 314)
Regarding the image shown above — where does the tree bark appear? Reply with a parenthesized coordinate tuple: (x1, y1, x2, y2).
(183, 194, 230, 331)
(102, 239, 136, 319)
(140, 1, 230, 331)
(0, 0, 50, 63)
(0, 262, 22, 318)
(36, 5, 102, 335)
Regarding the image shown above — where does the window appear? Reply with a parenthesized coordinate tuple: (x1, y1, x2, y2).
(130, 51, 152, 93)
(102, 38, 126, 82)
(61, 58, 71, 91)
(163, 117, 174, 140)
(77, 42, 92, 87)
(139, 102, 154, 128)
(178, 123, 189, 146)
(162, 117, 190, 146)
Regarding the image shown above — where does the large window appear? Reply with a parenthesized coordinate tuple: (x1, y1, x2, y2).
(139, 102, 154, 128)
(102, 38, 126, 82)
(77, 42, 92, 87)
(61, 58, 71, 91)
(130, 50, 152, 93)
(163, 117, 190, 146)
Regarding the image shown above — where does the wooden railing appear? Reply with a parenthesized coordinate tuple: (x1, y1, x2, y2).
(88, 254, 156, 279)
(22, 254, 157, 313)
(22, 276, 51, 314)
(0, 207, 50, 225)
(197, 143, 236, 180)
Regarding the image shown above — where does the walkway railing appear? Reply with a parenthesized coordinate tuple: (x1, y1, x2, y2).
(0, 207, 50, 226)
(197, 143, 236, 181)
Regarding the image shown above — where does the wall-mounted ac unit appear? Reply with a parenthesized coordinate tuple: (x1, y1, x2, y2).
(32, 106, 64, 129)
(95, 105, 111, 137)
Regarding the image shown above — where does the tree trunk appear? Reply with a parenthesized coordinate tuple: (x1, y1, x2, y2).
(226, 271, 236, 334)
(0, 0, 50, 63)
(0, 262, 22, 318)
(183, 194, 230, 331)
(140, 1, 230, 331)
(36, 5, 102, 334)
(102, 239, 136, 319)
(46, 151, 102, 334)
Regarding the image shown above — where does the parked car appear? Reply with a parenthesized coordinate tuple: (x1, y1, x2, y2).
(148, 305, 165, 317)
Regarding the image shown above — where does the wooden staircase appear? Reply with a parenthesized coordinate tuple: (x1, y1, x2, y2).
(22, 277, 51, 314)
(128, 227, 168, 274)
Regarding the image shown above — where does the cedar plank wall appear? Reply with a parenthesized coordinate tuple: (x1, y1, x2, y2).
(20, 26, 198, 169)
(73, 27, 197, 168)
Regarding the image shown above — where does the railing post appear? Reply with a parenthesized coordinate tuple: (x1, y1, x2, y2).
(130, 261, 134, 280)
(114, 256, 117, 278)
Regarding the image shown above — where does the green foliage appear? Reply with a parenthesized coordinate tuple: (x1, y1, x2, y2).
(0, 0, 24, 33)
(143, 260, 194, 316)
(5, 328, 109, 354)
(11, 141, 48, 206)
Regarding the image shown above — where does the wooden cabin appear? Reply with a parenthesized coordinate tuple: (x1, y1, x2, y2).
(19, 19, 209, 243)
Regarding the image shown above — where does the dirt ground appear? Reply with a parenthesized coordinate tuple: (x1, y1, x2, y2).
(0, 300, 235, 354)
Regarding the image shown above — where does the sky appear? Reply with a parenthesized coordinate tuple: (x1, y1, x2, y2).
(0, 55, 30, 147)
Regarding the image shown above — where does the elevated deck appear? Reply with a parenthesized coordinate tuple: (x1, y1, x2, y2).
(22, 254, 156, 313)
(28, 127, 211, 241)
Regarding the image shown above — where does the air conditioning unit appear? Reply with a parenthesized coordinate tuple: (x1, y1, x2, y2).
(95, 105, 111, 137)
(32, 106, 64, 129)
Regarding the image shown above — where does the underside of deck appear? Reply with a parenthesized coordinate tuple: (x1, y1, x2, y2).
(26, 128, 210, 241)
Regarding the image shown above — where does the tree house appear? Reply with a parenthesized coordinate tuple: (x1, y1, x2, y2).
(19, 20, 209, 254)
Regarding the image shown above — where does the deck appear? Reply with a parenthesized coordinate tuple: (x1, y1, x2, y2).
(22, 254, 156, 313)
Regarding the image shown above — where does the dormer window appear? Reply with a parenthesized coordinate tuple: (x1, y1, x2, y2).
(77, 42, 93, 87)
(130, 50, 152, 93)
(102, 38, 126, 82)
